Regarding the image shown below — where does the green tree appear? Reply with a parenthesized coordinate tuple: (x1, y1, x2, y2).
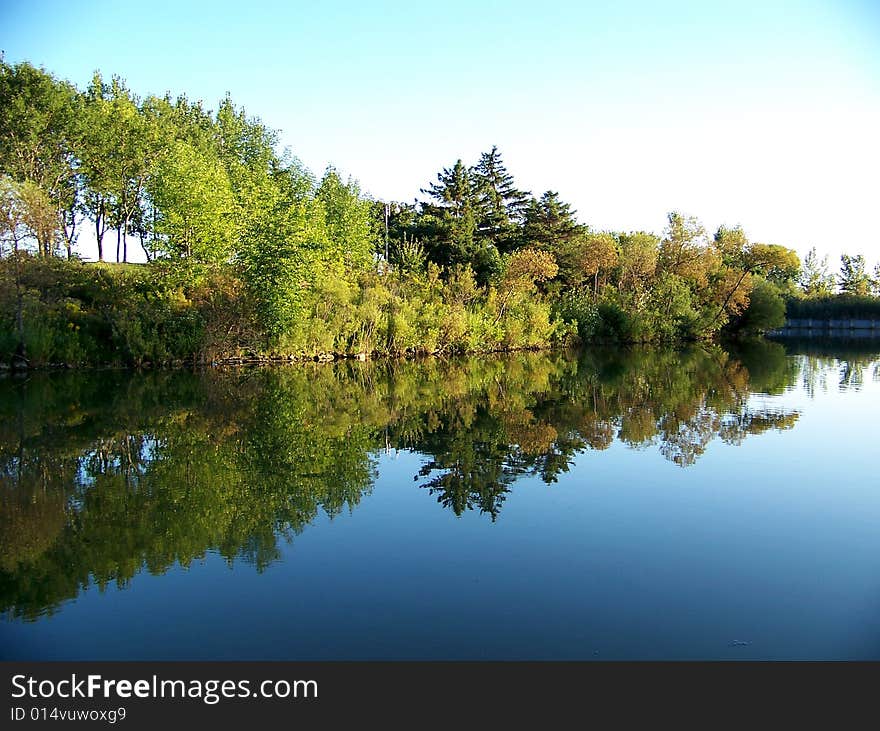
(78, 73, 116, 261)
(616, 231, 659, 296)
(0, 177, 29, 256)
(838, 254, 871, 296)
(389, 233, 426, 274)
(102, 77, 161, 262)
(471, 146, 529, 252)
(419, 159, 480, 271)
(733, 277, 786, 334)
(316, 167, 375, 272)
(0, 60, 83, 259)
(148, 140, 236, 262)
(214, 95, 280, 223)
(18, 180, 61, 256)
(521, 191, 580, 250)
(237, 176, 329, 341)
(799, 246, 834, 297)
(557, 231, 618, 296)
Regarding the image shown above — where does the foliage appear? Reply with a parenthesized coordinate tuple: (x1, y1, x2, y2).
(149, 140, 237, 262)
(3, 57, 877, 355)
(838, 254, 872, 297)
(798, 247, 835, 297)
(732, 277, 786, 334)
(785, 294, 880, 320)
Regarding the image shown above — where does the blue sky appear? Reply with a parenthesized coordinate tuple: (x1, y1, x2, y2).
(1, 0, 878, 265)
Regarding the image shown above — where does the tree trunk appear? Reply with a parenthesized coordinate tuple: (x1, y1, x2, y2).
(62, 206, 77, 260)
(13, 254, 26, 364)
(140, 232, 153, 262)
(711, 269, 750, 327)
(122, 213, 130, 263)
(96, 207, 105, 261)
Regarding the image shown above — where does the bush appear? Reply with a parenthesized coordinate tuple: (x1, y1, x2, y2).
(734, 278, 786, 334)
(785, 294, 880, 320)
(553, 288, 599, 341)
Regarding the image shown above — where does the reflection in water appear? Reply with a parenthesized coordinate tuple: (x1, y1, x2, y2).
(0, 340, 873, 621)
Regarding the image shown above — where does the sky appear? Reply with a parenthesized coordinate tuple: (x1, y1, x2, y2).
(1, 0, 878, 266)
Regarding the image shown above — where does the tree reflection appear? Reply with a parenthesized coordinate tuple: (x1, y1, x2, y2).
(1, 342, 869, 619)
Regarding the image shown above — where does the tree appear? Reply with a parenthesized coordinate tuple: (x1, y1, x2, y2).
(616, 232, 659, 295)
(558, 231, 618, 296)
(748, 243, 800, 287)
(659, 212, 716, 285)
(316, 167, 375, 273)
(236, 164, 330, 340)
(799, 247, 834, 297)
(521, 191, 580, 250)
(497, 248, 558, 320)
(838, 254, 871, 296)
(711, 225, 799, 328)
(0, 60, 81, 259)
(418, 159, 481, 272)
(214, 95, 281, 222)
(79, 73, 115, 261)
(19, 180, 61, 256)
(98, 76, 159, 262)
(503, 247, 558, 285)
(238, 203, 325, 341)
(0, 177, 28, 256)
(148, 140, 236, 263)
(389, 233, 426, 274)
(0, 177, 61, 257)
(471, 146, 529, 252)
(734, 277, 786, 334)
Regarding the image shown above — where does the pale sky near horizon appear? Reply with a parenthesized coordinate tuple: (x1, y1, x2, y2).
(1, 0, 878, 268)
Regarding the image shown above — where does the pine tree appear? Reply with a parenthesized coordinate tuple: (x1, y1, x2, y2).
(521, 191, 580, 249)
(471, 146, 529, 252)
(421, 159, 474, 219)
(418, 159, 479, 270)
(838, 254, 871, 296)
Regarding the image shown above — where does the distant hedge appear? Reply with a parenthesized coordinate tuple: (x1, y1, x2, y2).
(785, 295, 880, 320)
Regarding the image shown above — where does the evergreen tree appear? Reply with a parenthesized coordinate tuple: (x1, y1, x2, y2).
(521, 191, 580, 249)
(838, 254, 871, 296)
(471, 146, 529, 252)
(418, 159, 480, 271)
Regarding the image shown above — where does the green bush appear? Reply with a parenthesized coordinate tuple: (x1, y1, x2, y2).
(735, 278, 786, 334)
(785, 294, 880, 320)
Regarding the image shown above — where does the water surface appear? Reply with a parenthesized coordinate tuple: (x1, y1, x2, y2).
(2, 341, 879, 659)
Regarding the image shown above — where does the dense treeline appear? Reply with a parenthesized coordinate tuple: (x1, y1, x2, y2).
(1, 59, 879, 366)
(0, 343, 822, 618)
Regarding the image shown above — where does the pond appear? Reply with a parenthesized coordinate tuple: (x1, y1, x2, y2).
(1, 340, 879, 659)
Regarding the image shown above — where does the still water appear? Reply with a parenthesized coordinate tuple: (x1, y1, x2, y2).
(1, 340, 879, 659)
